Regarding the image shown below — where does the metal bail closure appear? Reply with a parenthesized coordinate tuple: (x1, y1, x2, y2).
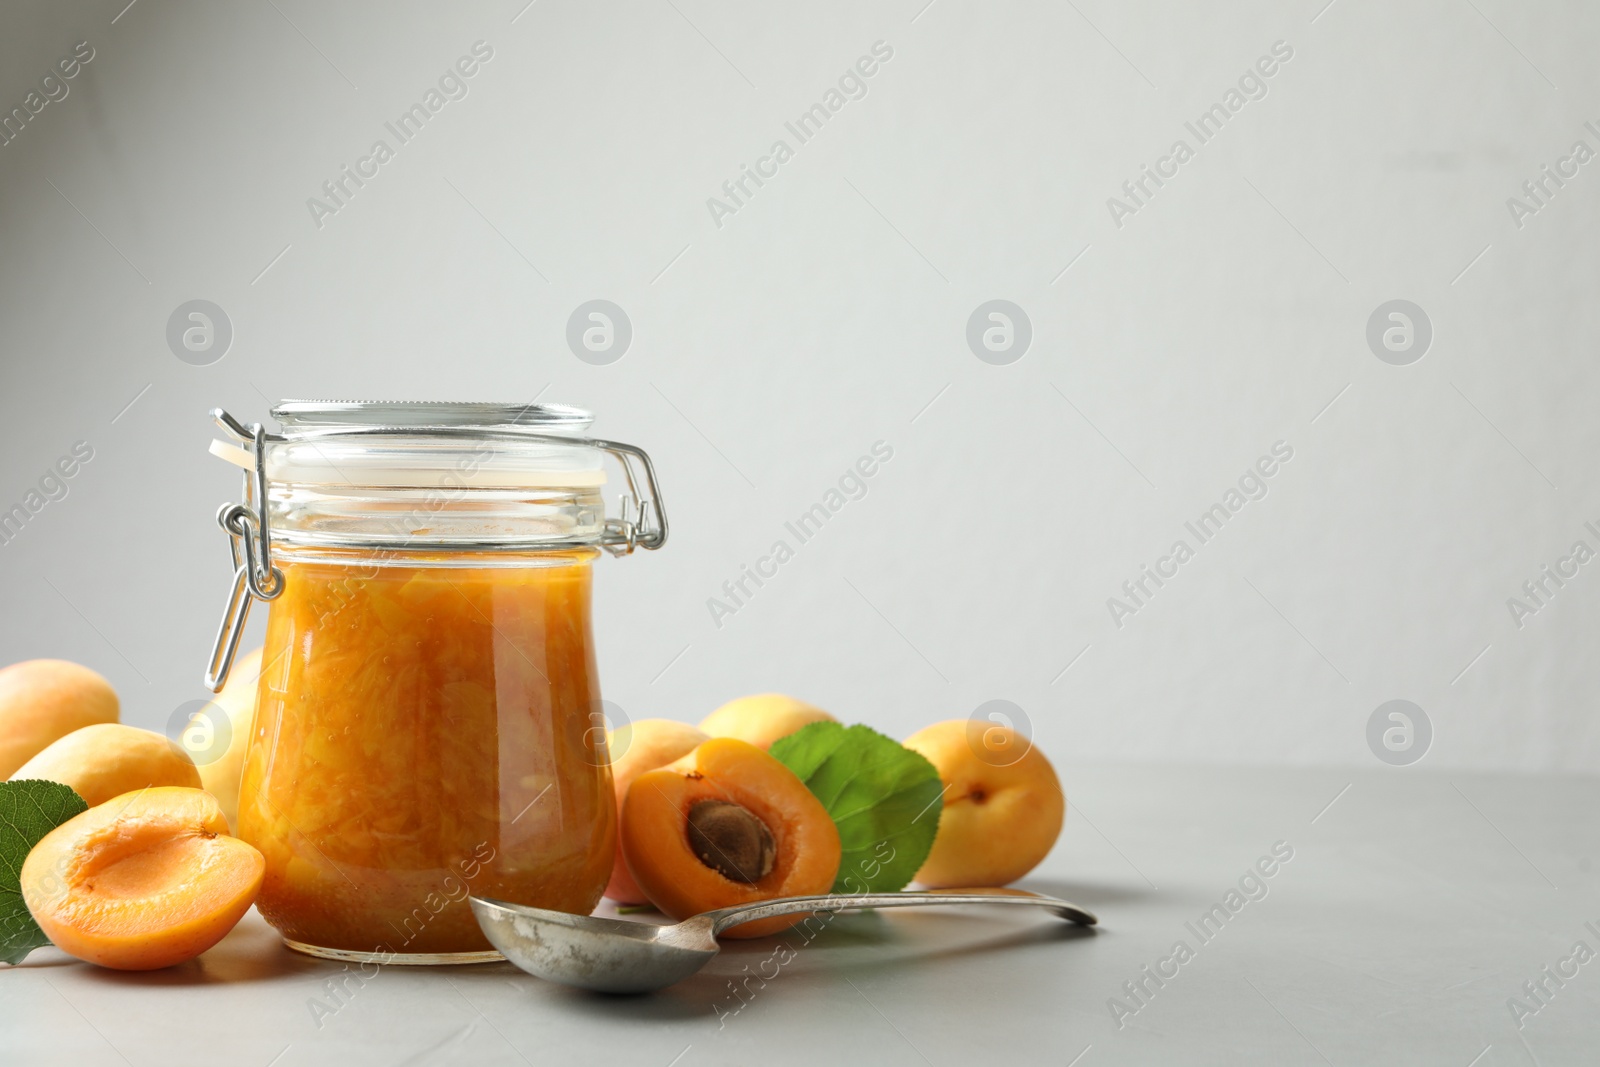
(593, 438, 668, 557)
(204, 410, 283, 692)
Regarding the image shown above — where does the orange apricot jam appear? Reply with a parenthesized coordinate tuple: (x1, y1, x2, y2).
(237, 549, 615, 959)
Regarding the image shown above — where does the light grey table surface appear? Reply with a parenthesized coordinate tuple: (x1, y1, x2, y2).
(5, 764, 1596, 1067)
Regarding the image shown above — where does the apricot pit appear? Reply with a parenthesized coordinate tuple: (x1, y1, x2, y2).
(686, 799, 776, 883)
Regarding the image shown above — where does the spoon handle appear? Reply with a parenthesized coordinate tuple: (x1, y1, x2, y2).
(702, 889, 1097, 936)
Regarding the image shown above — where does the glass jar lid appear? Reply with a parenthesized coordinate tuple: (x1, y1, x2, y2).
(258, 401, 606, 490)
(271, 400, 595, 431)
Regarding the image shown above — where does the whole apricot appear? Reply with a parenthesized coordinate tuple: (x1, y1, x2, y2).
(903, 720, 1064, 888)
(190, 646, 264, 832)
(21, 786, 264, 970)
(604, 718, 709, 904)
(622, 737, 840, 937)
(0, 660, 119, 779)
(698, 693, 836, 751)
(11, 723, 200, 806)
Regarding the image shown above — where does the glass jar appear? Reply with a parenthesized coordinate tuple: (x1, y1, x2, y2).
(200, 402, 666, 964)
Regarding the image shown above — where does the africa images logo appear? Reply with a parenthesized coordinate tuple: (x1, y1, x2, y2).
(705, 41, 894, 229)
(1105, 40, 1294, 229)
(0, 40, 95, 150)
(305, 41, 494, 229)
(706, 442, 894, 628)
(1106, 441, 1294, 628)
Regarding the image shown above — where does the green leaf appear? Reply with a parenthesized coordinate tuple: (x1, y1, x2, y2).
(769, 722, 944, 895)
(0, 779, 88, 965)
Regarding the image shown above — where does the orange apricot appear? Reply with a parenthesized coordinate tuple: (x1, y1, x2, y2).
(0, 660, 119, 779)
(903, 721, 1064, 888)
(603, 719, 709, 904)
(622, 737, 840, 937)
(20, 787, 264, 970)
(698, 693, 836, 750)
(12, 724, 200, 807)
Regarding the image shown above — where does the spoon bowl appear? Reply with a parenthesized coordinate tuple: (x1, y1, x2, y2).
(471, 890, 1097, 994)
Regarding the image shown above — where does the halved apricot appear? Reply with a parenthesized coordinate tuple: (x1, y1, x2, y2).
(621, 737, 840, 938)
(20, 787, 265, 970)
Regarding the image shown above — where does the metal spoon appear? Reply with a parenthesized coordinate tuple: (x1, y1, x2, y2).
(470, 890, 1097, 994)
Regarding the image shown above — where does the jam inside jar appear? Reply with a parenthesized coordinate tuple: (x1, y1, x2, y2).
(205, 401, 667, 964)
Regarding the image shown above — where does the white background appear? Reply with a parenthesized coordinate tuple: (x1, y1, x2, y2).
(1, 0, 1596, 772)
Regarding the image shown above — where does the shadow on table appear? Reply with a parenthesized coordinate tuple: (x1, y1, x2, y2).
(487, 905, 1099, 1019)
(62, 883, 1119, 1002)
(69, 920, 326, 988)
(6, 952, 78, 969)
(1014, 876, 1158, 908)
